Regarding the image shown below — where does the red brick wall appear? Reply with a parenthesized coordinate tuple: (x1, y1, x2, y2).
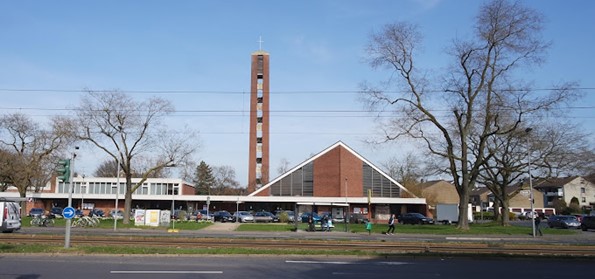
(313, 146, 364, 197)
(340, 147, 363, 197)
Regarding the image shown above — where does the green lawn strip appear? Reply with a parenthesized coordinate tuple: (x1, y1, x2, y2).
(22, 216, 577, 236)
(23, 216, 213, 230)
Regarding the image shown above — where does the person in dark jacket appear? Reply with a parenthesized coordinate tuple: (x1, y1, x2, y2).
(534, 214, 543, 236)
(307, 214, 315, 232)
(386, 214, 396, 235)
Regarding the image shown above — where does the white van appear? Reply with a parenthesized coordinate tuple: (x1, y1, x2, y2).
(0, 200, 22, 233)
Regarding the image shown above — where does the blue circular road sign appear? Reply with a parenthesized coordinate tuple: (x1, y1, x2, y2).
(62, 207, 76, 219)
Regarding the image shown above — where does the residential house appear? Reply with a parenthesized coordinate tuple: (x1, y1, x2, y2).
(533, 176, 595, 210)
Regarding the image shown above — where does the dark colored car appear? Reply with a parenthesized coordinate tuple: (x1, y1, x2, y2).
(348, 213, 369, 224)
(547, 215, 580, 229)
(212, 211, 235, 222)
(75, 209, 84, 217)
(300, 212, 321, 223)
(581, 215, 595, 231)
(398, 213, 435, 225)
(28, 208, 44, 218)
(50, 207, 63, 217)
(89, 208, 104, 217)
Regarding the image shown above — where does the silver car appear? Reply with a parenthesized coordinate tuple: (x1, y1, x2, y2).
(547, 215, 581, 229)
(233, 211, 254, 223)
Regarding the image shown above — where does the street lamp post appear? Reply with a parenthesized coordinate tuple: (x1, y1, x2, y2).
(526, 128, 536, 238)
(344, 178, 348, 232)
(81, 174, 85, 213)
(114, 158, 120, 231)
(169, 184, 178, 232)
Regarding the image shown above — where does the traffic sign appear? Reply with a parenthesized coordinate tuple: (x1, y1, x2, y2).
(62, 207, 76, 219)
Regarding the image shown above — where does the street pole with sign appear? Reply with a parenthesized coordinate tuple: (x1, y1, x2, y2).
(64, 147, 78, 248)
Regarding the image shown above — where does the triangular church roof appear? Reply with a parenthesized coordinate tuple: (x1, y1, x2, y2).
(249, 141, 417, 197)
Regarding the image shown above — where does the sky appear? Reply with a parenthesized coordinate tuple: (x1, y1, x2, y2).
(1, 0, 593, 186)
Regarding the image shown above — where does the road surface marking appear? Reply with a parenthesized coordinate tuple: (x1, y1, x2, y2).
(111, 271, 223, 274)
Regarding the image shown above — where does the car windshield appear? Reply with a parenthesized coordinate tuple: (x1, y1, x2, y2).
(411, 213, 425, 218)
(561, 216, 577, 221)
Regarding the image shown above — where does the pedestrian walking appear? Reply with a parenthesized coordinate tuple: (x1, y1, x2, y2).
(366, 220, 373, 235)
(307, 214, 315, 232)
(534, 214, 543, 236)
(386, 214, 396, 235)
(322, 215, 330, 232)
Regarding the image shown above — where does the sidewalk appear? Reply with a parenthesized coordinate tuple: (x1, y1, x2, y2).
(200, 222, 240, 231)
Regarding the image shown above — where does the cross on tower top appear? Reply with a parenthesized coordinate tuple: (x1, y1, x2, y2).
(257, 36, 264, 51)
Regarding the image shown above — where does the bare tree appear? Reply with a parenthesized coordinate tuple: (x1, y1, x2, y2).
(72, 90, 198, 224)
(529, 122, 595, 177)
(93, 158, 171, 178)
(361, 0, 578, 229)
(277, 158, 291, 175)
(0, 113, 73, 215)
(477, 126, 529, 225)
(477, 118, 592, 226)
(381, 153, 423, 184)
(212, 165, 240, 195)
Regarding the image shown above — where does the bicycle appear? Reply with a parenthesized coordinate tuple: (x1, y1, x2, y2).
(30, 215, 55, 227)
(71, 216, 101, 228)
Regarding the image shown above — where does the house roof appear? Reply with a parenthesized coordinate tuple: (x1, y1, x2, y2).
(417, 180, 453, 190)
(532, 176, 579, 189)
(470, 186, 491, 196)
(248, 141, 416, 197)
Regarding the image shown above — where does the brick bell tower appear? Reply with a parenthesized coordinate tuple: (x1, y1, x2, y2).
(247, 38, 270, 194)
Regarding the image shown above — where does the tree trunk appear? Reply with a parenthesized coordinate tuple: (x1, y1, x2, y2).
(493, 198, 501, 222)
(123, 175, 133, 225)
(19, 190, 27, 217)
(501, 199, 510, 226)
(457, 186, 470, 230)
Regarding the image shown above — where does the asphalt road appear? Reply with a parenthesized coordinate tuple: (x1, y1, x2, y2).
(0, 254, 592, 279)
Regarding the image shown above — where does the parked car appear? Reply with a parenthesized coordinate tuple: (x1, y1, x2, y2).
(331, 215, 346, 224)
(213, 211, 235, 222)
(0, 201, 21, 233)
(547, 215, 580, 229)
(172, 210, 188, 220)
(190, 210, 212, 221)
(398, 213, 435, 225)
(301, 212, 321, 223)
(348, 213, 369, 224)
(28, 208, 44, 218)
(581, 215, 595, 231)
(89, 208, 104, 217)
(519, 211, 538, 220)
(109, 209, 124, 219)
(197, 210, 213, 221)
(233, 211, 255, 223)
(253, 211, 277, 223)
(50, 207, 63, 217)
(75, 209, 84, 218)
(275, 210, 295, 222)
